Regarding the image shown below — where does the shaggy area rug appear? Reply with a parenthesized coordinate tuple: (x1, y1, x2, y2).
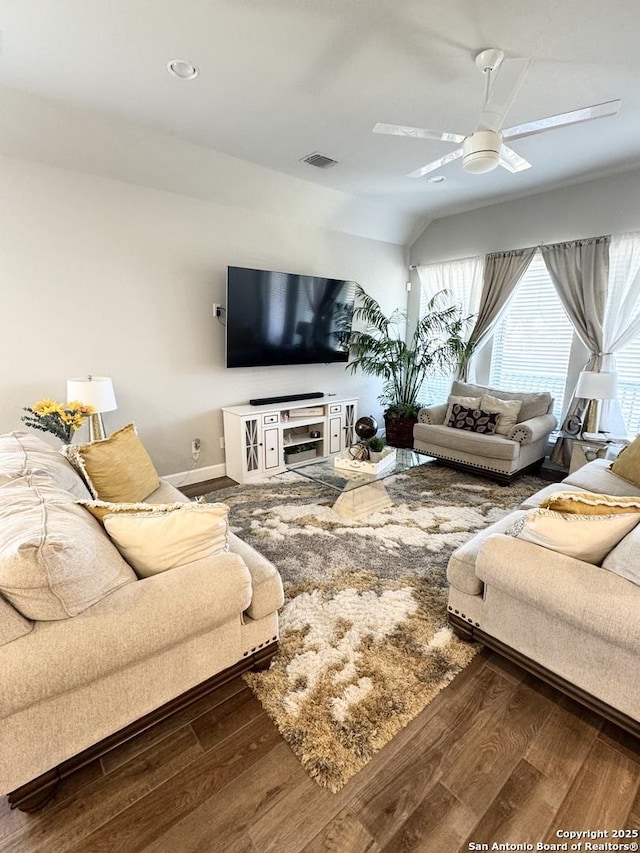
(205, 462, 544, 792)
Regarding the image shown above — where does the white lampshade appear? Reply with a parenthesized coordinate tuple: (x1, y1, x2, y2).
(575, 371, 617, 401)
(66, 376, 117, 413)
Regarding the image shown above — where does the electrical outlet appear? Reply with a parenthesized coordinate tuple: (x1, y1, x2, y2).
(191, 438, 201, 460)
(219, 436, 225, 449)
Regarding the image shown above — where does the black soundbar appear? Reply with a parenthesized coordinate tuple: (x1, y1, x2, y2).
(249, 392, 324, 406)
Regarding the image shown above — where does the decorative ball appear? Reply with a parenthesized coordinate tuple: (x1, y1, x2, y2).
(355, 415, 378, 440)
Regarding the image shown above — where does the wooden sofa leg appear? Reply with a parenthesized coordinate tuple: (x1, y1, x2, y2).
(8, 769, 60, 812)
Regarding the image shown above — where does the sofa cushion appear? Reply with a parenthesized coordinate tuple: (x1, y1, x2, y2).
(0, 553, 252, 718)
(563, 458, 640, 496)
(540, 491, 640, 515)
(610, 435, 640, 487)
(104, 503, 229, 577)
(507, 508, 640, 564)
(480, 395, 522, 436)
(413, 423, 520, 461)
(64, 423, 160, 502)
(0, 431, 90, 498)
(447, 405, 499, 435)
(447, 510, 526, 596)
(602, 521, 640, 586)
(450, 381, 552, 422)
(476, 535, 640, 655)
(0, 473, 136, 620)
(0, 594, 33, 647)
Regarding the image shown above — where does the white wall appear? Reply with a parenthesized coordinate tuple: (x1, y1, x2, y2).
(409, 167, 640, 265)
(0, 156, 407, 475)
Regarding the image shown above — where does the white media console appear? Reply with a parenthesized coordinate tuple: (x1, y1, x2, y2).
(222, 396, 358, 484)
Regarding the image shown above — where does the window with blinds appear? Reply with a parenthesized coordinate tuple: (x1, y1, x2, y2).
(489, 252, 573, 420)
(616, 337, 640, 436)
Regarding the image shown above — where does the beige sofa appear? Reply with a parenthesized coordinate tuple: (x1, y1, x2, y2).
(414, 380, 558, 483)
(0, 431, 284, 810)
(447, 456, 640, 734)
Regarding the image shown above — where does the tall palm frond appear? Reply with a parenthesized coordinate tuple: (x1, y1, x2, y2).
(347, 285, 475, 415)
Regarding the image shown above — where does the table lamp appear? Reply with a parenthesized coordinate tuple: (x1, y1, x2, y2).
(66, 375, 117, 441)
(574, 370, 617, 434)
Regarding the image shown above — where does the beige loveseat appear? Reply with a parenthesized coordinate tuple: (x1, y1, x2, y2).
(447, 456, 640, 735)
(414, 380, 558, 483)
(0, 431, 284, 810)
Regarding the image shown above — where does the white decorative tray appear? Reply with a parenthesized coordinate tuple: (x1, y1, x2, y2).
(334, 447, 397, 475)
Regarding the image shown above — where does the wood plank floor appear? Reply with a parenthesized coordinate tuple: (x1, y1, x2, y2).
(2, 650, 639, 853)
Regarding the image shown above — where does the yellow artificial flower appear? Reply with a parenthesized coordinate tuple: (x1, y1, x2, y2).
(32, 398, 59, 414)
(67, 401, 95, 414)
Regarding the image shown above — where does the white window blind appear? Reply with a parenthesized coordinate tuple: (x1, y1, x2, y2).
(489, 252, 573, 420)
(615, 337, 640, 436)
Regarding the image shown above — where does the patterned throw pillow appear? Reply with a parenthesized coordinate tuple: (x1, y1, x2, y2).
(447, 404, 499, 435)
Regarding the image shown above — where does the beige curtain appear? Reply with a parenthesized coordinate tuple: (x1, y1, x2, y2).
(463, 247, 537, 381)
(541, 236, 611, 464)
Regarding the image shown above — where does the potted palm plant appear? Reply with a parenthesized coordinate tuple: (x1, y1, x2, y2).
(346, 285, 475, 448)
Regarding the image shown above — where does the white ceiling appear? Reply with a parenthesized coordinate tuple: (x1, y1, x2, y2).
(1, 0, 639, 229)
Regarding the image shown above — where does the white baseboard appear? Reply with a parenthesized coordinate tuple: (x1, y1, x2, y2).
(163, 463, 227, 488)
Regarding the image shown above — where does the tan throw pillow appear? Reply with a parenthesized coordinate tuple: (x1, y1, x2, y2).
(77, 499, 185, 524)
(103, 502, 230, 577)
(0, 473, 135, 620)
(64, 423, 160, 502)
(444, 396, 481, 426)
(507, 508, 640, 564)
(540, 491, 640, 516)
(480, 395, 522, 436)
(611, 436, 640, 487)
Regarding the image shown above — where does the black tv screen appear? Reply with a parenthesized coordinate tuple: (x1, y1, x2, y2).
(226, 266, 356, 368)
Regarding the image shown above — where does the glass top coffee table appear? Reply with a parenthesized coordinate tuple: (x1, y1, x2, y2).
(287, 448, 427, 519)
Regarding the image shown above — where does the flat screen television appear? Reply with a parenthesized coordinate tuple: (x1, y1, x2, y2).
(226, 266, 356, 368)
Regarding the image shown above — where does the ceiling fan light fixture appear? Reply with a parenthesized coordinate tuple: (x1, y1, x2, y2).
(462, 130, 502, 174)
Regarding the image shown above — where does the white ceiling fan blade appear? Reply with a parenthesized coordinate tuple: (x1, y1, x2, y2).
(406, 147, 464, 178)
(499, 145, 532, 173)
(478, 58, 531, 133)
(374, 123, 465, 144)
(503, 99, 622, 142)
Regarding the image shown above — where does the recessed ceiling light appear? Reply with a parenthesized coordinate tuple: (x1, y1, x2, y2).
(427, 175, 446, 184)
(167, 59, 199, 80)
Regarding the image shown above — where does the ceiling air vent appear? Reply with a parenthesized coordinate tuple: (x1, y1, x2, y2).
(300, 152, 338, 169)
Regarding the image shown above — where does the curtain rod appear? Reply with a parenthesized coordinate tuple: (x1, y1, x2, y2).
(411, 234, 612, 268)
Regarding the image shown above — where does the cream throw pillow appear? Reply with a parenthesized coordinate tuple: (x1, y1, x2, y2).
(78, 499, 185, 524)
(445, 396, 481, 426)
(0, 473, 135, 620)
(480, 395, 522, 436)
(611, 436, 640, 487)
(508, 508, 640, 564)
(103, 502, 230, 577)
(540, 491, 640, 516)
(64, 423, 159, 502)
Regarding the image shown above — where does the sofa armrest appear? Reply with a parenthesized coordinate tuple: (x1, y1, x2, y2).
(418, 403, 447, 425)
(507, 413, 558, 444)
(0, 554, 253, 717)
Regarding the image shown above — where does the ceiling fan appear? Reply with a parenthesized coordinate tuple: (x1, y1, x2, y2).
(374, 48, 621, 177)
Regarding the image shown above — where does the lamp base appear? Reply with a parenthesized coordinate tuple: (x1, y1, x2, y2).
(88, 413, 106, 442)
(583, 399, 601, 434)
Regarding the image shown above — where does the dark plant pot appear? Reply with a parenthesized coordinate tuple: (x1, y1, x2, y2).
(384, 414, 418, 449)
